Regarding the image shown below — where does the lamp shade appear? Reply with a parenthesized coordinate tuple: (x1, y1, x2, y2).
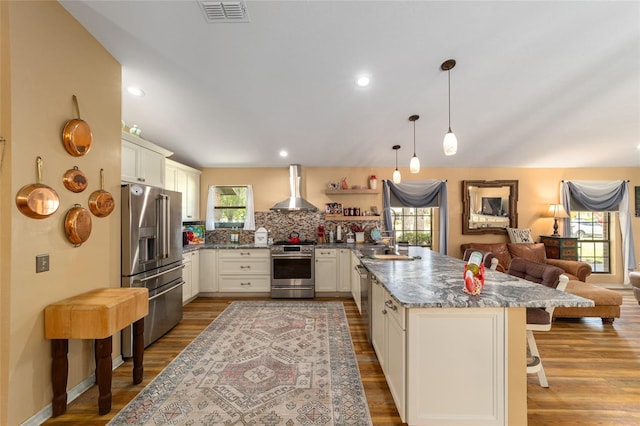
(409, 155, 420, 173)
(544, 204, 569, 218)
(443, 131, 457, 156)
(393, 169, 402, 184)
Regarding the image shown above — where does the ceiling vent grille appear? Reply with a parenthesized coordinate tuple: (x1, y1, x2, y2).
(200, 1, 250, 23)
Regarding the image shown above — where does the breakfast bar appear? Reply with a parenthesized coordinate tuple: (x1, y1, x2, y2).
(360, 247, 593, 426)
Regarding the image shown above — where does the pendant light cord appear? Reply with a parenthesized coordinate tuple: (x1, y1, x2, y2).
(447, 69, 452, 132)
(413, 120, 416, 156)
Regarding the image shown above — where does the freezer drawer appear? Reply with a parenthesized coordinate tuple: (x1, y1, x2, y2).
(122, 280, 183, 357)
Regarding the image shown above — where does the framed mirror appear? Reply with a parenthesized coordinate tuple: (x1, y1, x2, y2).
(462, 180, 518, 234)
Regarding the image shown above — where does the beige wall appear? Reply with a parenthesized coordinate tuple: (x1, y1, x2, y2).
(0, 2, 121, 424)
(201, 166, 640, 284)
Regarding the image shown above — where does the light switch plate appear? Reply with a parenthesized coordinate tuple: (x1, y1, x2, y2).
(36, 254, 49, 273)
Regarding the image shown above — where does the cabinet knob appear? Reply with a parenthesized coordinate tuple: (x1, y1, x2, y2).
(240, 282, 251, 286)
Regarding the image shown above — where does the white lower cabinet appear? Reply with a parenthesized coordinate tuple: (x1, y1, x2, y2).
(338, 249, 352, 292)
(315, 248, 338, 292)
(182, 251, 200, 303)
(350, 251, 362, 313)
(371, 280, 406, 419)
(218, 249, 270, 292)
(406, 308, 507, 426)
(199, 249, 218, 292)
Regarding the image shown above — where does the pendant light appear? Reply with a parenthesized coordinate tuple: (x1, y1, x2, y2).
(441, 59, 458, 156)
(409, 114, 420, 173)
(392, 145, 401, 183)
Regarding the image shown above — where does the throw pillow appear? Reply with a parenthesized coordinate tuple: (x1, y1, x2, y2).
(507, 243, 548, 264)
(507, 227, 534, 243)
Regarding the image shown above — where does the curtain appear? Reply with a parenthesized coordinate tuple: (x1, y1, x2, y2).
(205, 185, 216, 230)
(561, 180, 636, 284)
(382, 179, 449, 254)
(243, 185, 255, 231)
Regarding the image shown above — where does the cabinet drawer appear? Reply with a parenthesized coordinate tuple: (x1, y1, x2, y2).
(542, 238, 560, 247)
(218, 276, 270, 292)
(562, 239, 577, 248)
(218, 249, 269, 259)
(315, 248, 336, 258)
(218, 259, 269, 275)
(383, 293, 405, 331)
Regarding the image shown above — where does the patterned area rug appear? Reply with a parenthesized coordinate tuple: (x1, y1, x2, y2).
(109, 301, 372, 425)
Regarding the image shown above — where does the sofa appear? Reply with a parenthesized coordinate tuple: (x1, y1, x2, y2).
(461, 242, 622, 323)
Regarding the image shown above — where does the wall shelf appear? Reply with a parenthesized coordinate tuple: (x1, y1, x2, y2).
(325, 215, 381, 221)
(324, 189, 380, 195)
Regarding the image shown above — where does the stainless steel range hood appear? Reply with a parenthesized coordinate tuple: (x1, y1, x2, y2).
(270, 164, 318, 211)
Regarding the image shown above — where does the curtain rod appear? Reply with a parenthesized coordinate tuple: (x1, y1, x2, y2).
(561, 179, 630, 182)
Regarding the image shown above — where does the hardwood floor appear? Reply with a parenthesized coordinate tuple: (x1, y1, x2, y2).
(43, 292, 640, 425)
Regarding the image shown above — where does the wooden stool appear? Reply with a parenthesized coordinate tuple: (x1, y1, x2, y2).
(45, 288, 148, 416)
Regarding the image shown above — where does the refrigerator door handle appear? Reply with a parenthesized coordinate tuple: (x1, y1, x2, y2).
(149, 281, 184, 301)
(157, 194, 170, 259)
(132, 263, 185, 284)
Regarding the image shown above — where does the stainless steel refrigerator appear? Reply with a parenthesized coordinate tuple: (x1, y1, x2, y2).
(121, 183, 184, 357)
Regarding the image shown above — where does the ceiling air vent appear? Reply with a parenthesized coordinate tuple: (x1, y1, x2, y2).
(199, 1, 250, 23)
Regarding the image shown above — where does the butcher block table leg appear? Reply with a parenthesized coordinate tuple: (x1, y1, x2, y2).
(133, 317, 144, 384)
(95, 337, 113, 415)
(51, 339, 69, 417)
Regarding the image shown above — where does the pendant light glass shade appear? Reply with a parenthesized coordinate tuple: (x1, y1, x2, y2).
(392, 144, 401, 183)
(443, 130, 457, 156)
(409, 114, 420, 173)
(409, 155, 420, 173)
(441, 59, 458, 156)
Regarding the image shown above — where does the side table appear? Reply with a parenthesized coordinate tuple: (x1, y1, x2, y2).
(539, 235, 578, 261)
(44, 288, 148, 416)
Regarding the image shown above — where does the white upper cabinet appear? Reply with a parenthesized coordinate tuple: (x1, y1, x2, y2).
(165, 158, 202, 221)
(121, 131, 172, 188)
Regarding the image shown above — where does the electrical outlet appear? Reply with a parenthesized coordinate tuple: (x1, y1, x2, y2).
(36, 254, 49, 273)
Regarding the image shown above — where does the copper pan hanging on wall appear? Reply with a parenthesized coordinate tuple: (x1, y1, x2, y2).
(62, 166, 88, 193)
(88, 169, 114, 217)
(62, 95, 92, 157)
(15, 156, 60, 218)
(64, 204, 92, 246)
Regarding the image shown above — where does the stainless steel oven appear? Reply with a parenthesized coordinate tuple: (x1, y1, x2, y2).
(270, 243, 315, 298)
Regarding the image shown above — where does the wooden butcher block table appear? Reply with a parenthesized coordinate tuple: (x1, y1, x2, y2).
(45, 288, 148, 416)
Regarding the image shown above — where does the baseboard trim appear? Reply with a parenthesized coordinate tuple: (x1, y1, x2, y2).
(21, 355, 125, 426)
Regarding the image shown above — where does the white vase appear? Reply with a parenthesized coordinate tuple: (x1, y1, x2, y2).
(369, 179, 377, 190)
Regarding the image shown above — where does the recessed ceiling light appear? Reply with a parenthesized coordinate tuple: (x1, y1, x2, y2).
(356, 75, 371, 87)
(279, 150, 288, 157)
(127, 86, 145, 97)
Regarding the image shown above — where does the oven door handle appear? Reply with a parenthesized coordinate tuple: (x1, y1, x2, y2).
(271, 254, 313, 259)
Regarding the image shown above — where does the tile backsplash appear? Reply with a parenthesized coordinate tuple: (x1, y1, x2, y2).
(202, 211, 385, 244)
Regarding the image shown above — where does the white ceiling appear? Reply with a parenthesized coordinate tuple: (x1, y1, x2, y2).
(60, 0, 640, 170)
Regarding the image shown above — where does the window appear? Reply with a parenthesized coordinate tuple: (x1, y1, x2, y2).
(390, 207, 432, 247)
(569, 211, 610, 273)
(213, 186, 248, 228)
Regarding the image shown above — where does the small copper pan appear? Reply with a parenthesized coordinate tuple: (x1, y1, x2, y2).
(62, 166, 88, 193)
(62, 95, 92, 157)
(16, 156, 60, 218)
(64, 204, 92, 247)
(88, 169, 114, 217)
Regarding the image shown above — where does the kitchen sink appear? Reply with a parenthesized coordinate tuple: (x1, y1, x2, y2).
(358, 245, 397, 257)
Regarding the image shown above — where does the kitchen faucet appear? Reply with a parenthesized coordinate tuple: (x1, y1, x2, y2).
(380, 207, 398, 254)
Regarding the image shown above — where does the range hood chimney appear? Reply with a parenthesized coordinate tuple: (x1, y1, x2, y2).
(270, 164, 318, 212)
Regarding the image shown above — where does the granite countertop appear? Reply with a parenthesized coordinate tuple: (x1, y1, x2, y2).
(360, 247, 595, 310)
(182, 242, 371, 252)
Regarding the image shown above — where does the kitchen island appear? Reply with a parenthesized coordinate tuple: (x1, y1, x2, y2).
(359, 246, 593, 426)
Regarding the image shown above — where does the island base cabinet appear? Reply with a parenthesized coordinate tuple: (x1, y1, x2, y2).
(406, 307, 526, 426)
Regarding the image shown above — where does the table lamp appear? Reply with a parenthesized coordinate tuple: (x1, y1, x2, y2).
(544, 204, 569, 236)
